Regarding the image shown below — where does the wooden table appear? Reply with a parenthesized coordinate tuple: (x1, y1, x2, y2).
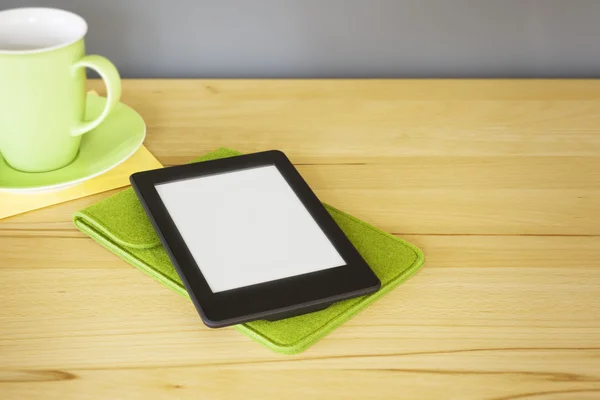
(1, 80, 599, 399)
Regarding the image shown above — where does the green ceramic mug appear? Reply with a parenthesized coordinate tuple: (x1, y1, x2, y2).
(0, 8, 121, 173)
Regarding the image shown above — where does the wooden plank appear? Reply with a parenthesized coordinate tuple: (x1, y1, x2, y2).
(404, 234, 600, 268)
(1, 360, 600, 400)
(1, 266, 598, 365)
(2, 235, 600, 271)
(89, 80, 600, 162)
(2, 188, 598, 235)
(1, 158, 599, 235)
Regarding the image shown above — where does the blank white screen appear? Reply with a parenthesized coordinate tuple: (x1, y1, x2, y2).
(155, 165, 345, 293)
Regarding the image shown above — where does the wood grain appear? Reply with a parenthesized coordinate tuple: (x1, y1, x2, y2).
(1, 80, 600, 399)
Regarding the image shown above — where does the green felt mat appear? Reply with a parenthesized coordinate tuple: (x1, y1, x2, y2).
(73, 148, 425, 354)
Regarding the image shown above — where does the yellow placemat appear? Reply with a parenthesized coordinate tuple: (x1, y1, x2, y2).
(0, 145, 162, 220)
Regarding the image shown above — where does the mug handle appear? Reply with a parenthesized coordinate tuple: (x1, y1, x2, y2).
(71, 55, 122, 137)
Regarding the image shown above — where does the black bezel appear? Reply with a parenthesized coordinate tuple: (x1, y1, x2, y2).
(130, 150, 380, 328)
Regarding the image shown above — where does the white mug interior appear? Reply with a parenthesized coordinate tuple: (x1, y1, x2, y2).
(0, 8, 87, 54)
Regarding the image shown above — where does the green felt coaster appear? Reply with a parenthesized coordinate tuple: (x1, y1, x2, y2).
(73, 148, 424, 354)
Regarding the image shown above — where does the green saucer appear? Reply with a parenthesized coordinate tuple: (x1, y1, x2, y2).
(0, 94, 145, 193)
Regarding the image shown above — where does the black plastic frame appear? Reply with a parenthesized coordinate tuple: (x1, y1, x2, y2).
(130, 150, 380, 328)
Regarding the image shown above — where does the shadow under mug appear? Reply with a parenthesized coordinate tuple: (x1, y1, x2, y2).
(0, 7, 121, 173)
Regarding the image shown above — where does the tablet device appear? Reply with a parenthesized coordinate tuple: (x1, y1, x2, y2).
(130, 150, 380, 328)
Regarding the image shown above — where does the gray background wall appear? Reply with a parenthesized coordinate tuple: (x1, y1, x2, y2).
(3, 0, 600, 78)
